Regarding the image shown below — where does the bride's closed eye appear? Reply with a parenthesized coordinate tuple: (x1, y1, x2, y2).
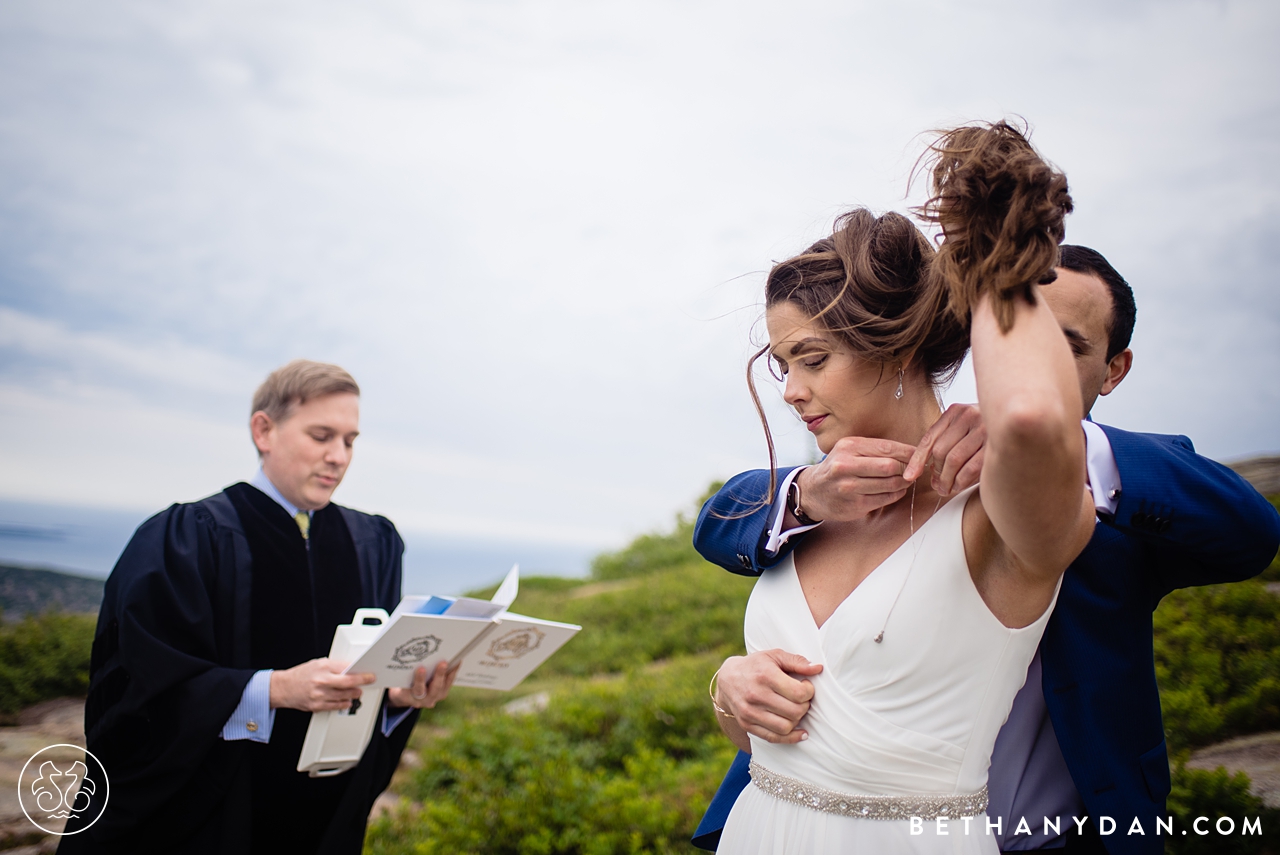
(769, 352, 831, 381)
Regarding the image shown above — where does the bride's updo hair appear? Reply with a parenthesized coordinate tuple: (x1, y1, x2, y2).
(916, 120, 1073, 332)
(762, 208, 968, 388)
(745, 120, 1071, 502)
(745, 210, 967, 502)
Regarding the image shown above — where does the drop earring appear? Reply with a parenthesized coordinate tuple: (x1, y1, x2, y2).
(894, 367, 904, 400)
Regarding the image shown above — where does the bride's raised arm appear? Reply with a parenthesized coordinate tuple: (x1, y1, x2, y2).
(972, 284, 1093, 583)
(922, 122, 1096, 623)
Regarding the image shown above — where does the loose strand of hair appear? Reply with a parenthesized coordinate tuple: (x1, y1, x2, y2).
(746, 344, 779, 517)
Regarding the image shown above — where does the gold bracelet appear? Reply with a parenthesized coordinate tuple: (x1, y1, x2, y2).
(709, 667, 735, 718)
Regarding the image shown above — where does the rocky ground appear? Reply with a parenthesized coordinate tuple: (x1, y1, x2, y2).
(1188, 732, 1280, 809)
(0, 698, 82, 853)
(0, 698, 430, 852)
(1227, 455, 1280, 497)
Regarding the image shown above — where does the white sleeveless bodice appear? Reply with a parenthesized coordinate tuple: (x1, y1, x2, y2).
(720, 487, 1059, 853)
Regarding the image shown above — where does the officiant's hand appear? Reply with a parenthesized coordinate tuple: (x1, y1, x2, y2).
(387, 661, 458, 709)
(269, 658, 376, 712)
(715, 651, 823, 746)
(904, 403, 985, 497)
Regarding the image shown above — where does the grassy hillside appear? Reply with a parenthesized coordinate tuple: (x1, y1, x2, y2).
(1155, 579, 1280, 752)
(0, 491, 1276, 852)
(365, 494, 1280, 854)
(0, 564, 100, 721)
(1262, 493, 1280, 582)
(366, 508, 755, 855)
(0, 562, 104, 620)
(0, 610, 96, 720)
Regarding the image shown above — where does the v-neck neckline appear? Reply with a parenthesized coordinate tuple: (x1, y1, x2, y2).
(791, 492, 955, 632)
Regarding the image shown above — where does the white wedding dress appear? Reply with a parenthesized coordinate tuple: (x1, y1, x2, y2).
(718, 487, 1059, 854)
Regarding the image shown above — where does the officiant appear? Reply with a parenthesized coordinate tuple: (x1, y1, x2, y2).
(59, 360, 456, 855)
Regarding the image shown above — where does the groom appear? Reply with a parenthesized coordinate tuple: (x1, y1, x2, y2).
(691, 246, 1280, 855)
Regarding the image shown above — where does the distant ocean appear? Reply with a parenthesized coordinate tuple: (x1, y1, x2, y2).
(0, 498, 596, 596)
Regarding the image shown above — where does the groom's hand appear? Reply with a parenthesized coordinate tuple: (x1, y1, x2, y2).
(716, 650, 823, 744)
(793, 438, 916, 523)
(904, 403, 985, 497)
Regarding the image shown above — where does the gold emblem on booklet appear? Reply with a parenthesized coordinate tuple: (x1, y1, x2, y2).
(483, 627, 546, 663)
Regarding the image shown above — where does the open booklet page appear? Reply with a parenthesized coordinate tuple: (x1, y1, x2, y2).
(450, 613, 580, 690)
(343, 565, 580, 692)
(300, 566, 580, 776)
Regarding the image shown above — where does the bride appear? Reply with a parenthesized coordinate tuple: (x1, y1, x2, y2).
(713, 122, 1095, 853)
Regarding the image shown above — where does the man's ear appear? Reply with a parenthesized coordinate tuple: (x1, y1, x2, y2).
(250, 411, 275, 456)
(1099, 349, 1133, 397)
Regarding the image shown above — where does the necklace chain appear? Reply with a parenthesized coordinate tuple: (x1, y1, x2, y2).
(908, 480, 917, 537)
(874, 479, 943, 643)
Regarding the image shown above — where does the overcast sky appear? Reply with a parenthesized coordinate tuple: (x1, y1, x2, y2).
(1, 0, 1277, 552)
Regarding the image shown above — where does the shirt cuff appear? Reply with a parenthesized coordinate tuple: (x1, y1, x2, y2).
(220, 669, 276, 743)
(1081, 420, 1122, 516)
(382, 701, 414, 737)
(764, 466, 823, 555)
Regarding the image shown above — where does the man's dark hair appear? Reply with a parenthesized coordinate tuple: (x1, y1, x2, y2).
(1058, 244, 1136, 360)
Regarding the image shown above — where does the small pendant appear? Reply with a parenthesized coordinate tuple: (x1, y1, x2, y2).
(873, 632, 884, 643)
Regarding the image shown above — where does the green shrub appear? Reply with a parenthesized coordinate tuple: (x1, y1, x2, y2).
(503, 564, 752, 678)
(1164, 764, 1279, 855)
(366, 656, 737, 855)
(588, 484, 723, 582)
(1153, 580, 1280, 751)
(1260, 495, 1279, 582)
(590, 523, 701, 582)
(467, 565, 752, 679)
(0, 611, 96, 717)
(366, 486, 1280, 854)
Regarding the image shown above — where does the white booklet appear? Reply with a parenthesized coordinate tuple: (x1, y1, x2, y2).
(297, 566, 579, 777)
(348, 565, 581, 692)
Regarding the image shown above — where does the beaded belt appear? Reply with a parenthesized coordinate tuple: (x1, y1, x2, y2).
(749, 761, 988, 821)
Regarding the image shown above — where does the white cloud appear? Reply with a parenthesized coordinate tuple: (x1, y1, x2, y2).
(0, 0, 1277, 551)
(0, 306, 259, 398)
(0, 382, 253, 509)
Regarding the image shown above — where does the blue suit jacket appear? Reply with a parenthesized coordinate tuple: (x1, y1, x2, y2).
(689, 425, 1280, 855)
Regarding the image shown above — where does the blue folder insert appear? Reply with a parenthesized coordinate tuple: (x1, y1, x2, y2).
(414, 596, 454, 615)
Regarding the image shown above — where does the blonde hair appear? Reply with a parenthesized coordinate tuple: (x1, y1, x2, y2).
(251, 359, 360, 425)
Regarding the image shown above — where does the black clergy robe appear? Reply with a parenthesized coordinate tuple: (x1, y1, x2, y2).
(58, 484, 418, 855)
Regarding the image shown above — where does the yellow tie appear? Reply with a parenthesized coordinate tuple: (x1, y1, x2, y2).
(294, 511, 311, 540)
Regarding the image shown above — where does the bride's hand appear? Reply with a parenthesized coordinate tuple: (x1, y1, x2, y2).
(716, 651, 823, 744)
